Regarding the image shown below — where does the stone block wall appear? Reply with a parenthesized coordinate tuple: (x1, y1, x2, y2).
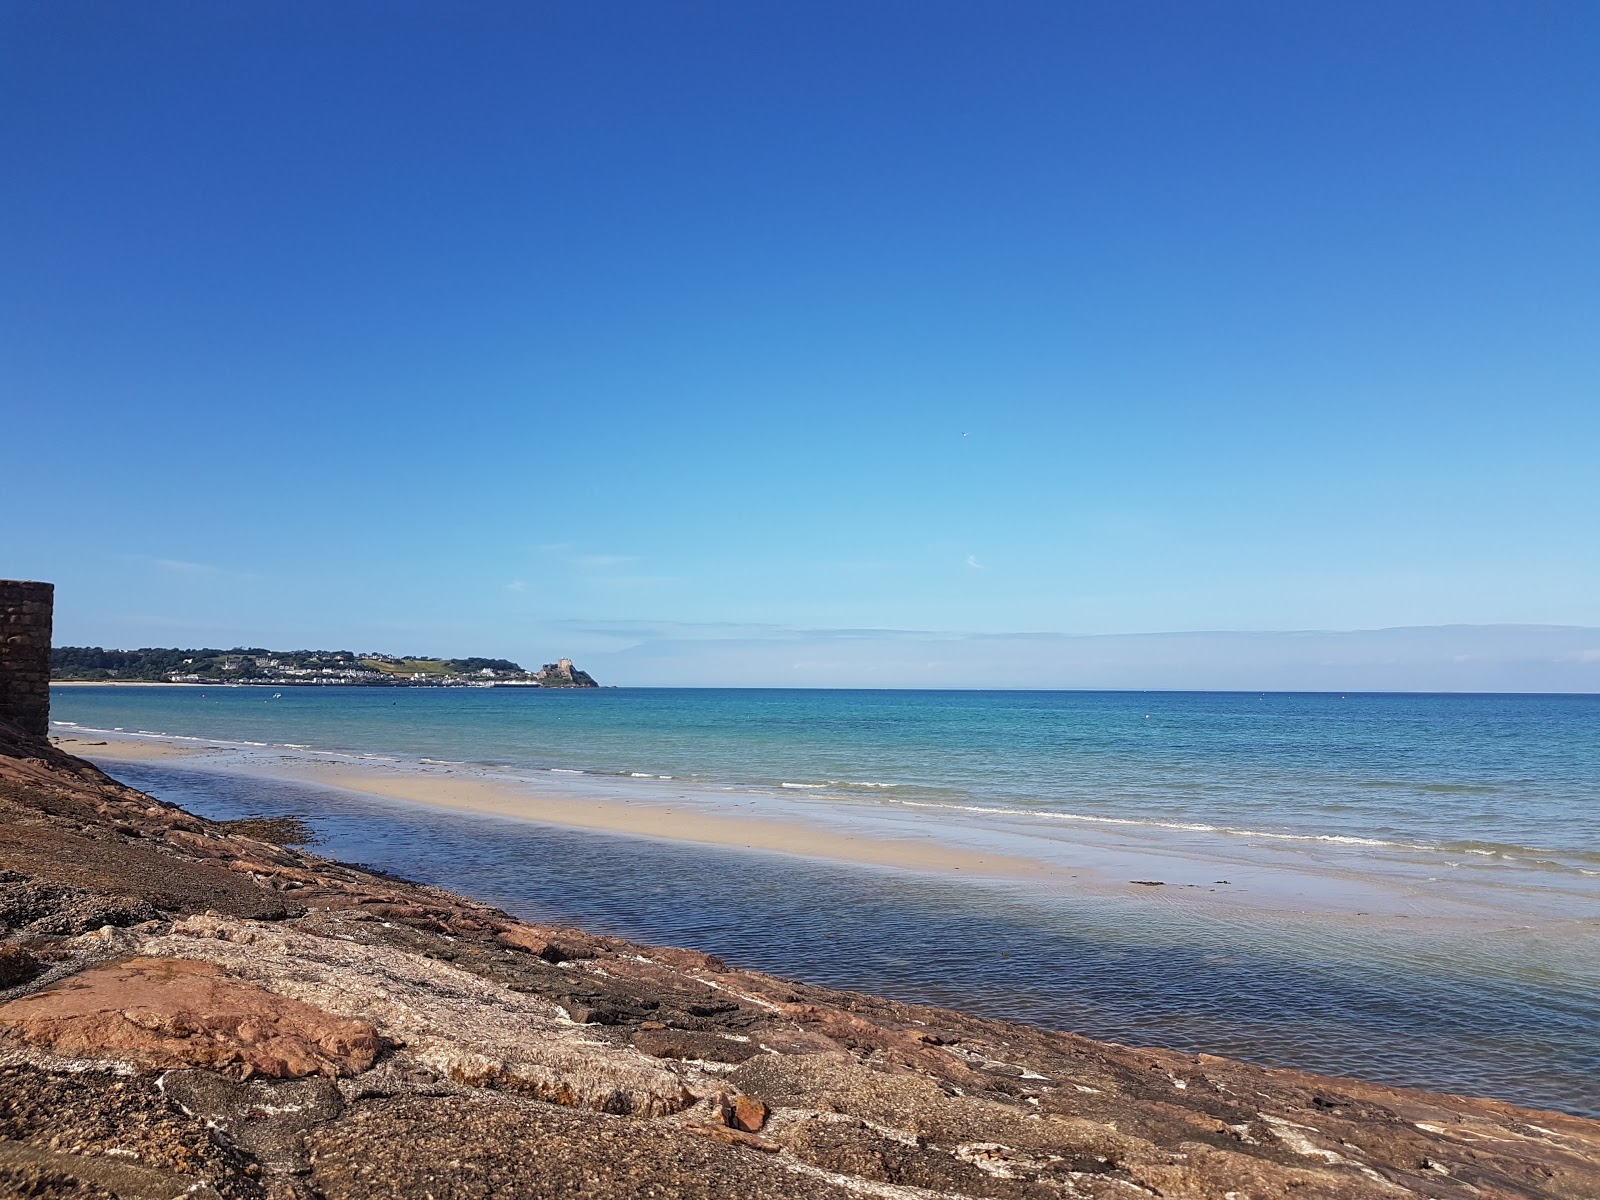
(0, 580, 53, 737)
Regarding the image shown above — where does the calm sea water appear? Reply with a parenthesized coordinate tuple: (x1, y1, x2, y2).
(51, 686, 1600, 1115)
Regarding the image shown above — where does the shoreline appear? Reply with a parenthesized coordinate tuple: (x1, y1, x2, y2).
(51, 728, 1600, 934)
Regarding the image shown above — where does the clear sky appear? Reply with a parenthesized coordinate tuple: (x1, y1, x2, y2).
(3, 3, 1597, 685)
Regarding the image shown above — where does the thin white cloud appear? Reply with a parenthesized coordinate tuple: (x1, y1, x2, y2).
(578, 554, 640, 570)
(120, 554, 259, 580)
(506, 580, 528, 592)
(966, 555, 987, 570)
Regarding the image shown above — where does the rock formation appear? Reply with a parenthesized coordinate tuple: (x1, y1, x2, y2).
(0, 716, 1596, 1198)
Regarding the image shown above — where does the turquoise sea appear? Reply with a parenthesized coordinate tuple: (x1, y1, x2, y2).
(52, 686, 1600, 1116)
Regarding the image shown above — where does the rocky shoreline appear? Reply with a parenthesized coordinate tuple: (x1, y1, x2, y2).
(0, 719, 1595, 1198)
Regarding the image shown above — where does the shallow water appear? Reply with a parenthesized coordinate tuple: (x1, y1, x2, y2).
(109, 758, 1600, 1118)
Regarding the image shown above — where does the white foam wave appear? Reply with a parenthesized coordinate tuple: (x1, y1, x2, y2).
(549, 768, 583, 774)
(781, 782, 828, 789)
(884, 798, 1413, 850)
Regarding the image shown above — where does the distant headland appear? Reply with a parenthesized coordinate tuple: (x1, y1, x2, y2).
(50, 646, 600, 689)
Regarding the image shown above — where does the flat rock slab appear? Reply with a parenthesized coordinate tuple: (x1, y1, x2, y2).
(0, 818, 288, 922)
(304, 1094, 860, 1200)
(0, 1139, 224, 1200)
(0, 956, 379, 1078)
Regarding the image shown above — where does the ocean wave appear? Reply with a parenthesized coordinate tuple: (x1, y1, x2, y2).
(880, 799, 1600, 871)
(776, 780, 900, 791)
(884, 798, 1412, 849)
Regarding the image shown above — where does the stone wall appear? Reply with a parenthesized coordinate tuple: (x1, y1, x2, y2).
(0, 580, 53, 737)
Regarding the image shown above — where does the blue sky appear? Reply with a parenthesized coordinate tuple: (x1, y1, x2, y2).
(4, 3, 1597, 685)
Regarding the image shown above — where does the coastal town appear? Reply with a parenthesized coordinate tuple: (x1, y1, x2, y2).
(49, 646, 600, 688)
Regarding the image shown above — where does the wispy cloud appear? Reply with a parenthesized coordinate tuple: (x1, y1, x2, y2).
(120, 554, 260, 580)
(577, 554, 640, 570)
(505, 580, 528, 593)
(966, 554, 987, 570)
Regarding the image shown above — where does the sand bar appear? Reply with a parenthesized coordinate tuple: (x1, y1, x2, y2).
(54, 734, 1050, 878)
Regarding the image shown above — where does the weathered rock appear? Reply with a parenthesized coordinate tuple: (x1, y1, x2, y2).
(161, 1069, 343, 1175)
(0, 944, 41, 988)
(0, 956, 380, 1078)
(727, 1093, 768, 1132)
(0, 1062, 263, 1195)
(632, 1027, 761, 1064)
(0, 814, 288, 923)
(304, 1096, 832, 1199)
(0, 1139, 226, 1200)
(497, 923, 598, 962)
(144, 915, 700, 1117)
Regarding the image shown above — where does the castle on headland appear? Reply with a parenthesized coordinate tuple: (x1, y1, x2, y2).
(534, 657, 599, 688)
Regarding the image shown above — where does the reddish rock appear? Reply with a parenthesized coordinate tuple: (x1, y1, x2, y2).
(709, 1091, 769, 1132)
(731, 1095, 768, 1133)
(0, 956, 380, 1078)
(498, 924, 596, 962)
(685, 1122, 780, 1153)
(644, 945, 729, 973)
